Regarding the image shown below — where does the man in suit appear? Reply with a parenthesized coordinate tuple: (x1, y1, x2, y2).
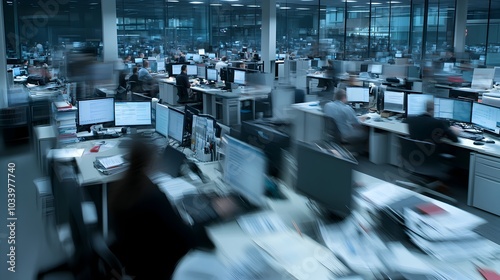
(176, 64, 191, 101)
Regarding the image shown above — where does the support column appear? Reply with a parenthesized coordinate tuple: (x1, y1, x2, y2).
(0, 1, 8, 108)
(261, 0, 276, 74)
(454, 0, 468, 54)
(101, 0, 118, 62)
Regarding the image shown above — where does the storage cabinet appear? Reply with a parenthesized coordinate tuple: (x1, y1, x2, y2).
(468, 153, 500, 216)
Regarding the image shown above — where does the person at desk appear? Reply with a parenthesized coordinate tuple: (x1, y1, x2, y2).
(324, 89, 369, 144)
(404, 100, 460, 153)
(251, 53, 260, 62)
(177, 51, 186, 63)
(176, 64, 192, 101)
(138, 60, 159, 96)
(215, 56, 228, 71)
(318, 59, 336, 91)
(109, 141, 215, 279)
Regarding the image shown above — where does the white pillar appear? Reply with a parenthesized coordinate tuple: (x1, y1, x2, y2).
(261, 0, 276, 74)
(101, 0, 118, 62)
(0, 1, 8, 108)
(454, 0, 468, 54)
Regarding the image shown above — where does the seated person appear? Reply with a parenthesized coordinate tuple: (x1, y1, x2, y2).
(317, 59, 336, 91)
(251, 53, 260, 62)
(109, 140, 214, 279)
(176, 64, 191, 101)
(404, 100, 460, 154)
(323, 89, 369, 144)
(138, 60, 159, 96)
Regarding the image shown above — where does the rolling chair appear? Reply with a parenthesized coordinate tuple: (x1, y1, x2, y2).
(395, 135, 457, 204)
(323, 116, 366, 155)
(37, 161, 128, 280)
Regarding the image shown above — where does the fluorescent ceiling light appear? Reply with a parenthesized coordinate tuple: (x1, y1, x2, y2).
(371, 2, 382, 4)
(231, 4, 243, 6)
(189, 1, 203, 4)
(247, 5, 260, 8)
(297, 7, 310, 10)
(280, 7, 292, 9)
(167, 0, 179, 2)
(210, 3, 222, 6)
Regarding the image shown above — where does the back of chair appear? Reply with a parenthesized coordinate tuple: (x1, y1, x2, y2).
(175, 84, 189, 101)
(398, 135, 440, 176)
(323, 116, 342, 144)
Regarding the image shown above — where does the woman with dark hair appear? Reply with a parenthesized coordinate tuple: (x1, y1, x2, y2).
(109, 140, 214, 279)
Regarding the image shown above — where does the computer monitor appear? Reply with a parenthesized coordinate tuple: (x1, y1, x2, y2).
(12, 67, 21, 77)
(471, 102, 500, 134)
(383, 90, 406, 114)
(77, 97, 115, 126)
(295, 141, 357, 219)
(171, 64, 183, 76)
(449, 89, 479, 102)
(346, 87, 370, 103)
(233, 69, 246, 85)
(187, 64, 197, 76)
(155, 103, 169, 137)
(434, 97, 472, 123)
(223, 135, 267, 207)
(207, 53, 216, 59)
(114, 101, 152, 128)
(238, 120, 290, 179)
(192, 54, 201, 63)
(197, 65, 206, 79)
(183, 105, 201, 146)
(198, 49, 205, 55)
(206, 68, 218, 82)
(186, 53, 194, 60)
(369, 64, 383, 74)
(168, 107, 185, 143)
(134, 58, 143, 64)
(406, 94, 434, 117)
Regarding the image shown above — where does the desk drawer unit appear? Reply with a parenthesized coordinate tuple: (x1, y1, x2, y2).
(468, 153, 500, 216)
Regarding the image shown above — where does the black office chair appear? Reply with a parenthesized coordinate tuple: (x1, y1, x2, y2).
(37, 161, 128, 280)
(323, 116, 366, 155)
(395, 135, 457, 204)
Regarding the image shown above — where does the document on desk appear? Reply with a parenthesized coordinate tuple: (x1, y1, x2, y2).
(253, 230, 349, 279)
(47, 148, 85, 160)
(151, 174, 198, 201)
(357, 182, 413, 209)
(237, 211, 289, 236)
(225, 245, 289, 280)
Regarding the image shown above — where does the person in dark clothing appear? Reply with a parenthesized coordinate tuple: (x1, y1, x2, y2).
(109, 140, 214, 280)
(175, 64, 191, 101)
(404, 100, 460, 153)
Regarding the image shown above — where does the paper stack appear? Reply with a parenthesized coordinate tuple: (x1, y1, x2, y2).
(93, 154, 129, 175)
(52, 101, 78, 145)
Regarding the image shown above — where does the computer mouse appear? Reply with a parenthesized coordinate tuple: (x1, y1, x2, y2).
(473, 141, 485, 145)
(484, 139, 496, 144)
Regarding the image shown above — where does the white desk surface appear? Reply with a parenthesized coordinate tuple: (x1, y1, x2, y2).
(190, 164, 500, 279)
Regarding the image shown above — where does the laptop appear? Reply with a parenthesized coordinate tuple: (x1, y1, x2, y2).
(179, 136, 268, 225)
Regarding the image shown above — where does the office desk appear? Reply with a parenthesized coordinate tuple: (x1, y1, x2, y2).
(306, 73, 333, 95)
(178, 164, 500, 279)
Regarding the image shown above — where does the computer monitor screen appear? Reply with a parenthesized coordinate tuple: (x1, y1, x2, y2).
(208, 53, 216, 59)
(12, 67, 21, 77)
(187, 65, 197, 76)
(295, 141, 357, 219)
(168, 107, 185, 143)
(233, 69, 246, 85)
(198, 49, 205, 55)
(369, 64, 383, 74)
(223, 135, 267, 207)
(134, 58, 143, 64)
(383, 90, 406, 113)
(206, 68, 218, 81)
(155, 103, 169, 137)
(192, 54, 201, 63)
(197, 65, 206, 79)
(186, 53, 194, 60)
(184, 105, 200, 145)
(346, 87, 369, 103)
(406, 94, 434, 117)
(77, 97, 115, 126)
(434, 97, 472, 123)
(471, 102, 500, 134)
(114, 101, 152, 127)
(172, 64, 183, 75)
(238, 120, 290, 179)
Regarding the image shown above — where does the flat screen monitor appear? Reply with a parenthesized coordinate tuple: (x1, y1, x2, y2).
(187, 65, 197, 76)
(233, 69, 246, 85)
(114, 101, 152, 127)
(134, 58, 143, 64)
(198, 49, 205, 55)
(406, 94, 434, 117)
(186, 53, 194, 60)
(77, 97, 115, 126)
(369, 64, 383, 74)
(206, 68, 218, 81)
(168, 107, 185, 143)
(471, 102, 500, 134)
(197, 65, 206, 79)
(383, 90, 406, 113)
(346, 87, 369, 103)
(295, 141, 357, 219)
(208, 53, 216, 59)
(223, 135, 267, 207)
(238, 120, 290, 179)
(172, 64, 183, 76)
(192, 54, 201, 63)
(12, 67, 21, 77)
(184, 105, 201, 145)
(155, 103, 169, 137)
(434, 97, 472, 123)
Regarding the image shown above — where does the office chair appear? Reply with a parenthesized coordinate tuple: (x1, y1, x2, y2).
(395, 135, 457, 204)
(323, 116, 366, 154)
(37, 161, 128, 280)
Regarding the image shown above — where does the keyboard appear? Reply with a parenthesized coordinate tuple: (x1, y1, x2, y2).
(458, 131, 484, 140)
